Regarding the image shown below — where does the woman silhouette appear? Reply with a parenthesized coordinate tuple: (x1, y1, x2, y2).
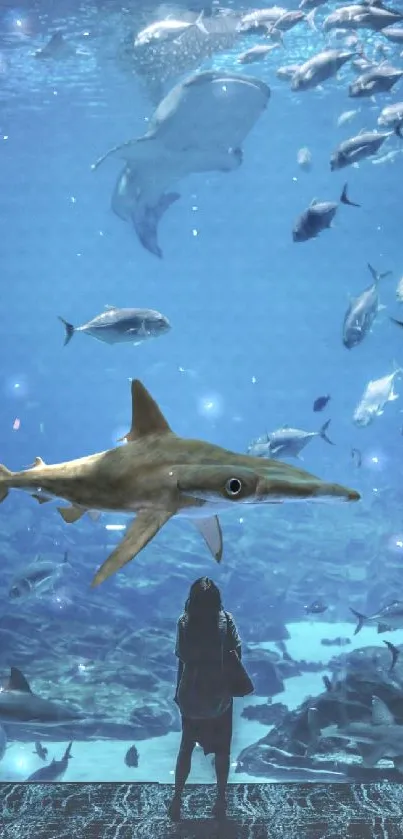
(168, 577, 242, 821)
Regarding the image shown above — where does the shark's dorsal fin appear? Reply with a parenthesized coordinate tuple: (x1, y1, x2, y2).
(6, 667, 32, 693)
(30, 457, 46, 469)
(371, 696, 394, 725)
(120, 380, 172, 443)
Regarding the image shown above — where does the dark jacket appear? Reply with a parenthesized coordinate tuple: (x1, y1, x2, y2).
(174, 610, 242, 718)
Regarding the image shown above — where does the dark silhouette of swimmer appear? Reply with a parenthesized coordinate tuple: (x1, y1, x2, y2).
(168, 577, 241, 821)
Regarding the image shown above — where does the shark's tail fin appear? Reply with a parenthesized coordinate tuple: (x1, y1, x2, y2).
(58, 317, 75, 346)
(132, 192, 180, 259)
(367, 263, 392, 284)
(350, 606, 367, 635)
(0, 464, 12, 502)
(319, 419, 334, 445)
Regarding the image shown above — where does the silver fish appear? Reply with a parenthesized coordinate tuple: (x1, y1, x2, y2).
(351, 601, 403, 634)
(382, 25, 403, 43)
(378, 101, 403, 127)
(349, 65, 403, 97)
(330, 128, 401, 169)
(26, 742, 73, 781)
(342, 263, 391, 349)
(247, 419, 334, 459)
(237, 44, 279, 64)
(323, 5, 403, 32)
(134, 14, 207, 48)
(291, 48, 357, 91)
(292, 184, 359, 242)
(58, 307, 171, 346)
(9, 552, 69, 601)
(353, 367, 402, 426)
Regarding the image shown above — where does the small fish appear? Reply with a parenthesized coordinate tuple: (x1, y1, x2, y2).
(26, 742, 73, 781)
(297, 147, 312, 170)
(350, 601, 403, 634)
(237, 44, 279, 64)
(292, 184, 360, 242)
(330, 127, 402, 170)
(351, 447, 362, 467)
(323, 5, 403, 33)
(382, 25, 403, 43)
(353, 366, 402, 427)
(378, 101, 403, 127)
(134, 14, 207, 48)
(33, 742, 48, 761)
(313, 395, 331, 412)
(343, 263, 391, 349)
(371, 148, 403, 165)
(58, 307, 171, 346)
(396, 276, 403, 302)
(276, 63, 302, 80)
(125, 744, 139, 767)
(337, 109, 360, 127)
(9, 552, 70, 601)
(305, 600, 328, 614)
(349, 65, 403, 97)
(291, 48, 358, 91)
(238, 7, 290, 34)
(248, 420, 334, 459)
(383, 640, 400, 672)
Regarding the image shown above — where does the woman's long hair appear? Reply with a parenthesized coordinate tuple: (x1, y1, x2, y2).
(184, 577, 223, 644)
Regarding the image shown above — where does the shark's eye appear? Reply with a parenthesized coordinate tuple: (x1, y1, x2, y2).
(225, 477, 242, 497)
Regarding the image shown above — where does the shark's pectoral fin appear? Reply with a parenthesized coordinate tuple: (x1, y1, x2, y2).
(91, 510, 173, 587)
(57, 504, 86, 524)
(194, 516, 223, 563)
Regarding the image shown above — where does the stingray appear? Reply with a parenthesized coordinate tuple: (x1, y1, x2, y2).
(92, 71, 270, 257)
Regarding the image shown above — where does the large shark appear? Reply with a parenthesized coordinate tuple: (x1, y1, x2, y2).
(0, 668, 84, 726)
(0, 380, 360, 588)
(92, 70, 270, 257)
(319, 696, 403, 773)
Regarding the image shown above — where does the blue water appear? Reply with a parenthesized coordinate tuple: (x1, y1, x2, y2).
(1, 0, 403, 785)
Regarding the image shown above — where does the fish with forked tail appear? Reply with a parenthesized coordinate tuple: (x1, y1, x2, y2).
(330, 126, 402, 170)
(350, 601, 403, 634)
(0, 380, 359, 588)
(353, 366, 402, 426)
(247, 420, 335, 459)
(26, 742, 73, 781)
(292, 184, 360, 242)
(343, 263, 391, 349)
(58, 307, 171, 346)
